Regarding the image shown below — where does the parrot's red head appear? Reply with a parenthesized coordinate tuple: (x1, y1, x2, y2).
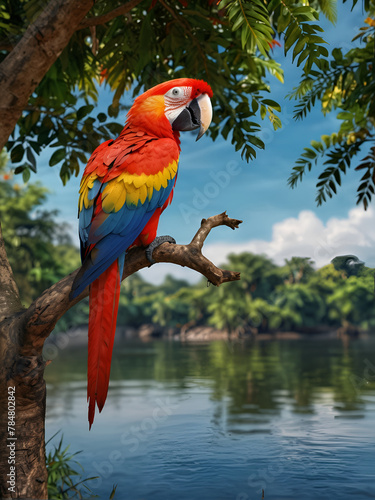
(127, 78, 213, 141)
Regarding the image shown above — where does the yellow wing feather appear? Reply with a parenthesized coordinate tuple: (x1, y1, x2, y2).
(79, 174, 98, 212)
(81, 161, 178, 214)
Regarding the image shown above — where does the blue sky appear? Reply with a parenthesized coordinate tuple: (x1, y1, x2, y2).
(34, 2, 375, 281)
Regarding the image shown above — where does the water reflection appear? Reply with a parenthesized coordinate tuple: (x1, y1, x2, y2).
(45, 338, 375, 500)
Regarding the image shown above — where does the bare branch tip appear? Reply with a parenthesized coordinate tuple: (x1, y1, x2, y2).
(229, 218, 243, 230)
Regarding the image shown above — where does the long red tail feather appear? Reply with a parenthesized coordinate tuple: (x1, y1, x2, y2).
(87, 259, 121, 429)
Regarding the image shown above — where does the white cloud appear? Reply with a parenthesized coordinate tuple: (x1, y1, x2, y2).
(204, 207, 375, 269)
(138, 262, 200, 285)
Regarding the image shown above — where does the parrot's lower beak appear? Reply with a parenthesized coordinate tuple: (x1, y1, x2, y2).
(172, 93, 212, 140)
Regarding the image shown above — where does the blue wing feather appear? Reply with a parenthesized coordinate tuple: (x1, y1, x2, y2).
(71, 176, 175, 297)
(87, 179, 101, 200)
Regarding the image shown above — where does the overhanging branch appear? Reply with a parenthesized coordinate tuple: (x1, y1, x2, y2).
(21, 212, 242, 353)
(78, 0, 143, 29)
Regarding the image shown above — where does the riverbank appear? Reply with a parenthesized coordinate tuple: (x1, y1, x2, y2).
(45, 323, 371, 352)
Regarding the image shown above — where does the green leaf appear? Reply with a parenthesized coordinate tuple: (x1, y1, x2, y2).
(337, 111, 353, 120)
(284, 26, 300, 53)
(241, 144, 257, 161)
(231, 15, 244, 32)
(26, 148, 37, 172)
(329, 179, 337, 193)
(333, 169, 341, 185)
(319, 0, 337, 23)
(241, 25, 250, 48)
(303, 148, 317, 160)
(261, 99, 281, 111)
(49, 148, 66, 167)
(108, 105, 119, 118)
(292, 36, 308, 61)
(22, 168, 31, 183)
(77, 105, 94, 121)
(10, 144, 24, 164)
(297, 47, 310, 66)
(321, 135, 331, 148)
(319, 45, 329, 57)
(247, 135, 265, 149)
(311, 140, 323, 152)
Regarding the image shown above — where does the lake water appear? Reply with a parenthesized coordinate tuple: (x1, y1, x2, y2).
(44, 338, 375, 499)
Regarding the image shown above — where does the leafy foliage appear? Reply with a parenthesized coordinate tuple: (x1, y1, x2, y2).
(0, 0, 334, 175)
(283, 256, 315, 283)
(46, 432, 98, 499)
(288, 9, 375, 208)
(355, 146, 375, 210)
(0, 157, 80, 305)
(327, 274, 375, 325)
(54, 255, 375, 334)
(112, 253, 375, 334)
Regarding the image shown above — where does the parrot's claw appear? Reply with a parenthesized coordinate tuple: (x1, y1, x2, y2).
(146, 235, 176, 265)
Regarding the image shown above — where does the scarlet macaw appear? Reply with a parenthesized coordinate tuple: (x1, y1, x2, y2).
(70, 78, 213, 428)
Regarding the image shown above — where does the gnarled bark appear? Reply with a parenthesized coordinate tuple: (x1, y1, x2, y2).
(0, 212, 241, 499)
(0, 224, 22, 322)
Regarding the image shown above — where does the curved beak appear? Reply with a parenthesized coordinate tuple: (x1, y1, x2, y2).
(171, 93, 213, 141)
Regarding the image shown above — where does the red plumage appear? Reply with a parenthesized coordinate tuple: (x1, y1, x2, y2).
(87, 260, 121, 429)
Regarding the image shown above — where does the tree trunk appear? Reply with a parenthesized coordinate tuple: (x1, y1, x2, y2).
(0, 222, 48, 499)
(0, 316, 48, 499)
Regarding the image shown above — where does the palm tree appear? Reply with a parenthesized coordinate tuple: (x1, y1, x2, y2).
(282, 256, 315, 284)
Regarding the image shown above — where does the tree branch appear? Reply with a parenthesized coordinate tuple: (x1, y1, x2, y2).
(0, 223, 23, 322)
(78, 0, 143, 29)
(20, 212, 242, 354)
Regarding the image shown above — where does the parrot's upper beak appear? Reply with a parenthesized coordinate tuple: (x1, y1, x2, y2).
(171, 93, 213, 141)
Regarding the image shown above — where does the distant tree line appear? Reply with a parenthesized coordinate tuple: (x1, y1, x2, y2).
(111, 254, 375, 334)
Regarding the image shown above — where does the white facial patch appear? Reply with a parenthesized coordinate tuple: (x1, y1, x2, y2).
(164, 86, 192, 124)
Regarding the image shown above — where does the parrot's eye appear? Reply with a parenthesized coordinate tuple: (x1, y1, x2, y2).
(165, 86, 192, 101)
(166, 87, 183, 99)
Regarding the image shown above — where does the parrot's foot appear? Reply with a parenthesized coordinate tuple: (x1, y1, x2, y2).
(146, 235, 176, 265)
